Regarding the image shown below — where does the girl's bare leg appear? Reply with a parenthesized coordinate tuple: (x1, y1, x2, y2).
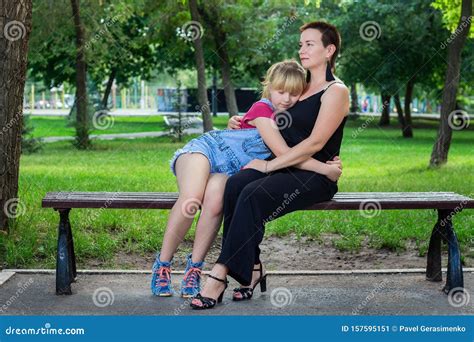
(191, 173, 228, 263)
(159, 153, 210, 262)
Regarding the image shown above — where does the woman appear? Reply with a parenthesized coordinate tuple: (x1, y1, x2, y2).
(191, 21, 349, 309)
(151, 60, 342, 298)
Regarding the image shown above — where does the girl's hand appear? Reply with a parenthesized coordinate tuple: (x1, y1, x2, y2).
(227, 115, 242, 129)
(243, 159, 268, 173)
(326, 156, 342, 170)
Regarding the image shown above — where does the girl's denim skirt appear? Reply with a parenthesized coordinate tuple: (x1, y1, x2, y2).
(170, 128, 271, 176)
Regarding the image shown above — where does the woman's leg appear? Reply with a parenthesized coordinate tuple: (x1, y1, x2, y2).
(220, 169, 269, 293)
(191, 169, 267, 306)
(159, 153, 210, 262)
(197, 169, 336, 302)
(191, 173, 228, 262)
(221, 169, 267, 246)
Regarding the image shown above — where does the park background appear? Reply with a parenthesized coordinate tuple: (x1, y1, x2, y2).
(0, 0, 473, 272)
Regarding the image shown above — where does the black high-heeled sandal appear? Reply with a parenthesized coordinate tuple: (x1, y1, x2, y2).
(190, 274, 229, 310)
(232, 262, 267, 301)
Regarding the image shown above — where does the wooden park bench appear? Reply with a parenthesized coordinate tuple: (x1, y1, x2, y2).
(163, 113, 202, 135)
(42, 191, 474, 295)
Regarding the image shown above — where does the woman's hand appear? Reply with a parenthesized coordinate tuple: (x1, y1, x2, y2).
(325, 156, 342, 182)
(242, 159, 268, 173)
(325, 164, 342, 182)
(227, 115, 242, 129)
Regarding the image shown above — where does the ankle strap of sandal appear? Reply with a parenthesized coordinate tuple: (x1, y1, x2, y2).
(253, 261, 263, 273)
(208, 274, 229, 285)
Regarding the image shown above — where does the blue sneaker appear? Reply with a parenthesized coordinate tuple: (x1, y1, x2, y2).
(180, 254, 204, 298)
(151, 253, 173, 296)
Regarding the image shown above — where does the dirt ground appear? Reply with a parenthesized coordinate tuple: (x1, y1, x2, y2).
(81, 233, 471, 271)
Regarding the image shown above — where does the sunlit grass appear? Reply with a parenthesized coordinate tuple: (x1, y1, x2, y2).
(2, 116, 473, 268)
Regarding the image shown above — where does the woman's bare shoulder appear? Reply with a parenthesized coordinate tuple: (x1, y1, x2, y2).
(323, 81, 349, 99)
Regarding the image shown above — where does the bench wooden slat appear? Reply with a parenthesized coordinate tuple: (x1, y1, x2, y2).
(42, 191, 474, 210)
(43, 191, 463, 198)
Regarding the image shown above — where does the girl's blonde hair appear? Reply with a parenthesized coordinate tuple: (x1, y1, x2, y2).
(261, 59, 307, 99)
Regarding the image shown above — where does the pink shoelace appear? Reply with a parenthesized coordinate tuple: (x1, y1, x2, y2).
(155, 266, 171, 287)
(183, 267, 201, 288)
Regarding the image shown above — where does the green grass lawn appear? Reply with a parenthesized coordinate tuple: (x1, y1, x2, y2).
(2, 117, 473, 268)
(28, 115, 230, 138)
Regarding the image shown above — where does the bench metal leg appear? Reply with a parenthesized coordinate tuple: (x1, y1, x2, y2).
(426, 209, 464, 293)
(426, 210, 443, 282)
(66, 212, 77, 280)
(442, 211, 464, 294)
(56, 208, 75, 295)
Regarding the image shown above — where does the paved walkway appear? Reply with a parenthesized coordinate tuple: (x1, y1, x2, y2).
(41, 128, 208, 143)
(0, 270, 472, 316)
(26, 109, 235, 116)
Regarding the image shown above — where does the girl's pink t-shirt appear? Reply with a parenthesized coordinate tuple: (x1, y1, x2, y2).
(240, 99, 274, 129)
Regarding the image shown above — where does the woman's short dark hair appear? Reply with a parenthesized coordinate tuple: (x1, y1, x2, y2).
(300, 21, 341, 70)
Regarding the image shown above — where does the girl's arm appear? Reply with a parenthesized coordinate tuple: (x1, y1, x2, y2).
(227, 115, 242, 129)
(250, 117, 342, 181)
(246, 84, 349, 173)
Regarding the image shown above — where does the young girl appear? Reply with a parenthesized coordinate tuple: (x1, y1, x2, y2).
(151, 60, 342, 298)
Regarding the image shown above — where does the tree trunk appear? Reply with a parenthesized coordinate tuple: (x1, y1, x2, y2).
(0, 0, 33, 231)
(350, 83, 359, 115)
(219, 53, 239, 117)
(71, 0, 90, 149)
(101, 68, 116, 110)
(379, 93, 391, 126)
(189, 0, 213, 132)
(394, 94, 413, 138)
(404, 78, 415, 125)
(430, 0, 471, 167)
(199, 3, 239, 118)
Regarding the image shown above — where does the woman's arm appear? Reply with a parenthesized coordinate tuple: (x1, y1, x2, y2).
(246, 84, 349, 173)
(251, 117, 342, 181)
